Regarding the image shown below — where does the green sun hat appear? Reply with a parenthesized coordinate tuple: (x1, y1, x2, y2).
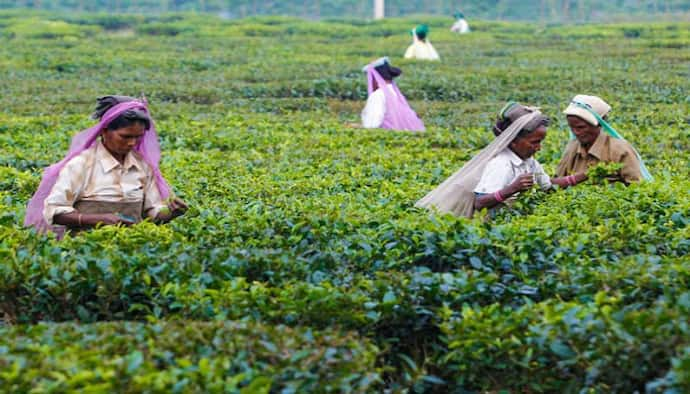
(411, 24, 429, 40)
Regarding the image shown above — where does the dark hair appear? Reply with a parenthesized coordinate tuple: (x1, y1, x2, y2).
(105, 110, 150, 131)
(493, 118, 513, 137)
(92, 95, 150, 131)
(492, 102, 549, 137)
(374, 63, 402, 80)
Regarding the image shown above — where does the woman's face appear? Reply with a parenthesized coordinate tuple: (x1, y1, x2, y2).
(510, 126, 547, 159)
(567, 115, 601, 146)
(102, 122, 146, 158)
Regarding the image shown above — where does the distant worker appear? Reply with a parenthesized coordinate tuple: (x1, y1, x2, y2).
(404, 24, 440, 61)
(361, 57, 425, 131)
(557, 94, 652, 183)
(450, 11, 470, 34)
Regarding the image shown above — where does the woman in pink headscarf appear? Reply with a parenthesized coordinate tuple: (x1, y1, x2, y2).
(25, 95, 188, 235)
(360, 57, 425, 132)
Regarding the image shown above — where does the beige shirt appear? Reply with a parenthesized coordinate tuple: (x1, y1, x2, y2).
(43, 140, 166, 225)
(556, 132, 642, 183)
(404, 39, 440, 61)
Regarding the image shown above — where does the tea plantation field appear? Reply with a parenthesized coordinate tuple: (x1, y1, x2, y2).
(1, 11, 689, 393)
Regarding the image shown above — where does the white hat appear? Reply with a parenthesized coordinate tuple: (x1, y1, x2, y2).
(563, 95, 611, 126)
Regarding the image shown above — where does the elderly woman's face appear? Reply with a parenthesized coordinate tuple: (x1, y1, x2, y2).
(567, 115, 600, 146)
(510, 126, 547, 159)
(102, 122, 146, 160)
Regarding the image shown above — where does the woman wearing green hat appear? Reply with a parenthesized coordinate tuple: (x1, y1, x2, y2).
(451, 11, 470, 34)
(404, 24, 440, 61)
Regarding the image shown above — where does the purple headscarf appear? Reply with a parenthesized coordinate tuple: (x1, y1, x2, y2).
(366, 64, 425, 132)
(24, 100, 172, 233)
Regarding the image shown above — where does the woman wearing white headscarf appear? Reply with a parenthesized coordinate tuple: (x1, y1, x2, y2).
(557, 94, 651, 183)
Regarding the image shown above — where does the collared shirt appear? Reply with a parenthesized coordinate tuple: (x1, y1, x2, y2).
(556, 132, 642, 183)
(361, 85, 395, 128)
(43, 140, 166, 225)
(404, 40, 440, 61)
(474, 148, 552, 194)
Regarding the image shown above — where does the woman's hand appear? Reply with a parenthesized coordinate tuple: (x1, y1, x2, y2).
(507, 173, 535, 194)
(552, 172, 587, 188)
(474, 174, 534, 211)
(156, 197, 188, 223)
(167, 197, 188, 218)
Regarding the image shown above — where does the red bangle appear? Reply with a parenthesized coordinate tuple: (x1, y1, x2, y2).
(568, 175, 576, 186)
(494, 190, 505, 203)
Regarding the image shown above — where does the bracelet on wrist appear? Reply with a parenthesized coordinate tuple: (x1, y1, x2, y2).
(493, 190, 505, 203)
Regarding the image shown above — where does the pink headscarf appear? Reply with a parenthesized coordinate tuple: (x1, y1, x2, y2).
(24, 100, 172, 233)
(366, 65, 425, 132)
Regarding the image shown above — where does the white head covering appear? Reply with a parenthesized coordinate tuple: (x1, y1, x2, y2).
(361, 57, 389, 73)
(563, 95, 611, 126)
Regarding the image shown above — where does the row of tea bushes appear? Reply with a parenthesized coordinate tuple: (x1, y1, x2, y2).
(1, 178, 687, 391)
(439, 296, 690, 392)
(0, 321, 379, 393)
(3, 177, 687, 319)
(2, 111, 687, 195)
(1, 13, 688, 115)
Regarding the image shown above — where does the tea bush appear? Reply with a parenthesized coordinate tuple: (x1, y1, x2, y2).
(0, 321, 379, 393)
(0, 12, 689, 392)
